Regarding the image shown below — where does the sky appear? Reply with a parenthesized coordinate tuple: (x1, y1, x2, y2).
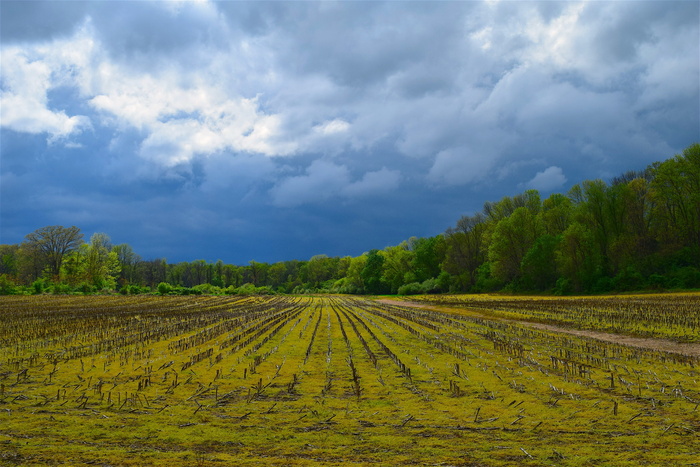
(1, 1, 698, 264)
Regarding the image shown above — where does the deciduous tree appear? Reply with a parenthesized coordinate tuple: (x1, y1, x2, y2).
(488, 207, 540, 284)
(23, 225, 83, 278)
(361, 250, 387, 294)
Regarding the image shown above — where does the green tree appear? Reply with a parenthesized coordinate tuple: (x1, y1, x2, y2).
(361, 250, 387, 294)
(607, 176, 655, 274)
(540, 193, 572, 236)
(409, 235, 446, 282)
(85, 233, 121, 290)
(0, 274, 17, 294)
(305, 255, 338, 287)
(443, 213, 487, 291)
(189, 260, 210, 286)
(483, 196, 520, 223)
(16, 242, 46, 284)
(0, 244, 19, 276)
(488, 207, 540, 284)
(244, 261, 269, 286)
(649, 143, 700, 264)
(555, 222, 601, 292)
(113, 243, 141, 286)
(135, 259, 167, 288)
(381, 242, 415, 293)
(63, 233, 121, 290)
(520, 235, 561, 291)
(220, 264, 243, 288)
(211, 260, 225, 288)
(267, 262, 288, 289)
(23, 225, 83, 278)
(345, 255, 367, 293)
(61, 248, 87, 287)
(577, 179, 629, 276)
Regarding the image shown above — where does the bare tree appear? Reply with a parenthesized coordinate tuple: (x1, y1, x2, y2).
(24, 225, 84, 277)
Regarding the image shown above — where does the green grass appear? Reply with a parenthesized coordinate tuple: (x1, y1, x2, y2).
(0, 294, 698, 465)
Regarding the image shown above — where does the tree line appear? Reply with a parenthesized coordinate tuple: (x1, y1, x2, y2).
(1, 143, 698, 295)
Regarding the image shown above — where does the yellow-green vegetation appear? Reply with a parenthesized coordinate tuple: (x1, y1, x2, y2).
(407, 293, 700, 342)
(1, 294, 698, 466)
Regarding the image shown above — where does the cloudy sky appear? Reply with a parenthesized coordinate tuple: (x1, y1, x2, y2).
(1, 1, 698, 264)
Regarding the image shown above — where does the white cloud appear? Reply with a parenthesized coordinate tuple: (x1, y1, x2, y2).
(88, 63, 297, 164)
(525, 166, 567, 192)
(314, 119, 350, 135)
(523, 2, 585, 69)
(1, 19, 297, 166)
(470, 26, 494, 51)
(0, 40, 91, 141)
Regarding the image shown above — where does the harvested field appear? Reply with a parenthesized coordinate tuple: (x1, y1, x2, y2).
(1, 294, 698, 465)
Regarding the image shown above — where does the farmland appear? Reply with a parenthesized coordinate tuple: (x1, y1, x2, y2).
(405, 293, 700, 343)
(1, 294, 699, 465)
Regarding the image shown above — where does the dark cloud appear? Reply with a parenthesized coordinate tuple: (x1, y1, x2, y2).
(229, 1, 472, 92)
(1, 1, 698, 263)
(85, 1, 231, 69)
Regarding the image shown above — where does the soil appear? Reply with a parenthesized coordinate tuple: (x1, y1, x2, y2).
(375, 298, 700, 358)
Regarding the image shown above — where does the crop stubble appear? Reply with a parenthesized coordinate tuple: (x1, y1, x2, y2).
(0, 294, 698, 465)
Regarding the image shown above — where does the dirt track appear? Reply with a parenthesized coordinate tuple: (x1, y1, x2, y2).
(376, 298, 700, 358)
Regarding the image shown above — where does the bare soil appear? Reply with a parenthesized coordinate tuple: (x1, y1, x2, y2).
(376, 298, 700, 358)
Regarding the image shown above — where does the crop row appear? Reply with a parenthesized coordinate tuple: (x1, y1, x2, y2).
(408, 293, 700, 342)
(0, 295, 698, 465)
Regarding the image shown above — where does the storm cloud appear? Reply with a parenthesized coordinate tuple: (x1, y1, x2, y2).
(1, 1, 698, 263)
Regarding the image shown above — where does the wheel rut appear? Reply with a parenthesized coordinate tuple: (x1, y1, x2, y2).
(375, 298, 700, 358)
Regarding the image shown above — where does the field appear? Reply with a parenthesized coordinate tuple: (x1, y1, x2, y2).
(1, 294, 699, 466)
(405, 293, 700, 343)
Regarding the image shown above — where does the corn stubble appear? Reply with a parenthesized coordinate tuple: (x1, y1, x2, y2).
(0, 293, 698, 465)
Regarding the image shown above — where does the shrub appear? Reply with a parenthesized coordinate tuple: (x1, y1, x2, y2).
(235, 283, 257, 295)
(329, 278, 363, 294)
(420, 278, 440, 293)
(473, 263, 501, 292)
(647, 274, 666, 290)
(76, 283, 95, 295)
(553, 277, 572, 295)
(397, 282, 422, 295)
(192, 283, 223, 295)
(667, 267, 700, 289)
(436, 271, 452, 292)
(157, 282, 173, 295)
(229, 283, 274, 295)
(122, 285, 150, 295)
(612, 267, 645, 291)
(0, 274, 17, 295)
(591, 276, 614, 293)
(52, 283, 72, 294)
(32, 279, 46, 294)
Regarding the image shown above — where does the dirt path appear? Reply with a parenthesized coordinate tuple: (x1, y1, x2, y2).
(375, 298, 700, 358)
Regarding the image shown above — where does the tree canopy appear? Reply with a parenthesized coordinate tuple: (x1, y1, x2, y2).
(1, 144, 698, 295)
